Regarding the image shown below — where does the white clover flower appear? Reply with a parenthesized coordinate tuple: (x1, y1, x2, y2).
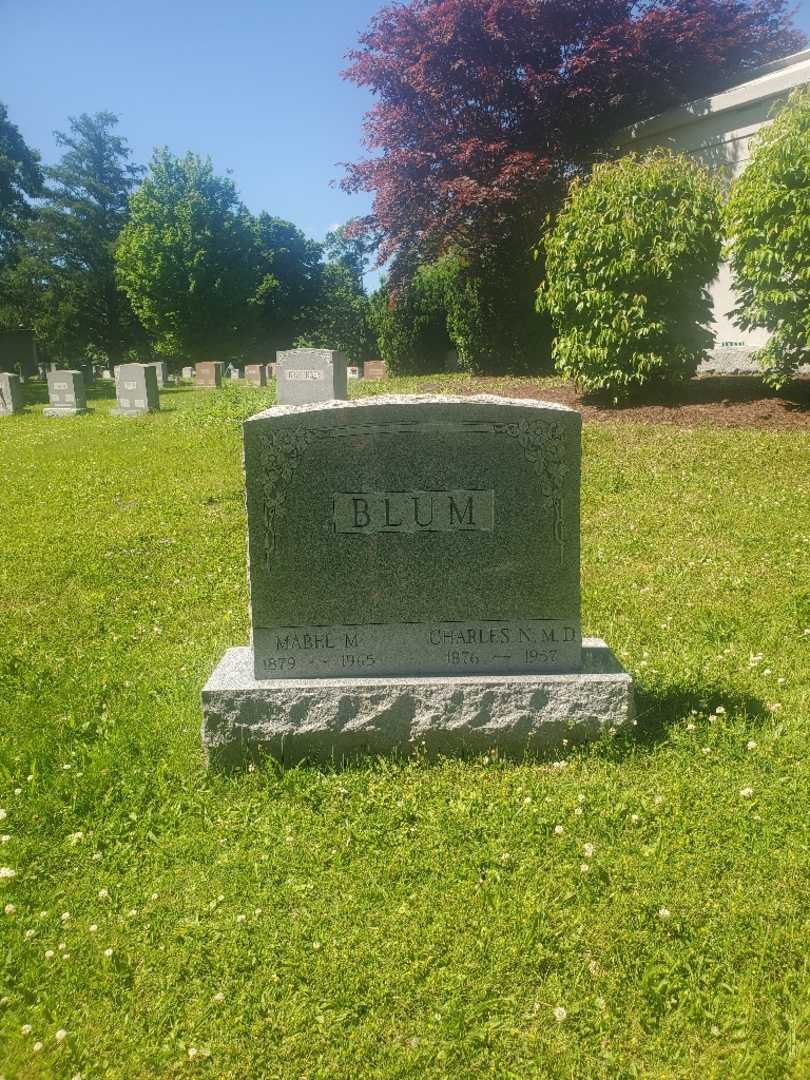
(103, 948, 113, 958)
(98, 887, 109, 899)
(701, 747, 711, 755)
(583, 843, 594, 858)
(33, 1041, 43, 1052)
(187, 1047, 198, 1059)
(658, 907, 672, 920)
(686, 722, 696, 733)
(91, 852, 102, 862)
(553, 1006, 567, 1022)
(24, 928, 34, 939)
(88, 924, 98, 933)
(0, 867, 15, 879)
(0, 836, 9, 844)
(236, 914, 246, 924)
(312, 940, 322, 950)
(630, 814, 640, 824)
(653, 795, 664, 806)
(13, 788, 21, 795)
(58, 943, 66, 951)
(762, 668, 771, 676)
(739, 787, 754, 799)
(580, 863, 590, 874)
(60, 912, 71, 922)
(714, 706, 726, 715)
(67, 832, 84, 845)
(574, 807, 583, 817)
(21, 1024, 32, 1035)
(553, 825, 564, 836)
(0, 810, 7, 821)
(777, 677, 785, 685)
(45, 949, 54, 959)
(127, 908, 137, 918)
(746, 740, 757, 751)
(55, 1028, 67, 1043)
(254, 908, 262, 916)
(212, 992, 225, 1003)
(4, 903, 15, 915)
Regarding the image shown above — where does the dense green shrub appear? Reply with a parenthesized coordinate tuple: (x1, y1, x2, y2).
(370, 258, 455, 375)
(444, 247, 552, 375)
(725, 87, 810, 385)
(538, 152, 722, 398)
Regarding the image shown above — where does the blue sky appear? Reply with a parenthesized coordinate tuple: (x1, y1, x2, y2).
(3, 0, 381, 240)
(3, 0, 810, 275)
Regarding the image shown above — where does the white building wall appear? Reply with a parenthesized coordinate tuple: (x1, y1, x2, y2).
(617, 50, 810, 352)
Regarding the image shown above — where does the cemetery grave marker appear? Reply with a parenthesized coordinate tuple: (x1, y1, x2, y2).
(44, 370, 88, 417)
(202, 394, 634, 765)
(245, 364, 268, 387)
(0, 372, 24, 416)
(196, 362, 223, 388)
(276, 348, 347, 405)
(363, 359, 387, 380)
(111, 363, 160, 417)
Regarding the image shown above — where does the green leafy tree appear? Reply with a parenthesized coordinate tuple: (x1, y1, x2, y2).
(0, 101, 43, 267)
(370, 258, 455, 374)
(538, 152, 722, 398)
(116, 149, 257, 362)
(322, 219, 377, 289)
(251, 214, 323, 355)
(294, 263, 375, 365)
(3, 112, 143, 363)
(294, 222, 377, 363)
(725, 86, 810, 385)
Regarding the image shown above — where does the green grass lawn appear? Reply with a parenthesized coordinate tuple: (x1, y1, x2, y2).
(1, 379, 808, 1079)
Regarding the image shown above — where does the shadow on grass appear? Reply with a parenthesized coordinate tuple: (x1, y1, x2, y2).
(581, 375, 809, 413)
(623, 681, 767, 754)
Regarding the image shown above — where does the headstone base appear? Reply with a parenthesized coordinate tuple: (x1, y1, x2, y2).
(110, 407, 158, 417)
(202, 639, 634, 767)
(43, 406, 89, 418)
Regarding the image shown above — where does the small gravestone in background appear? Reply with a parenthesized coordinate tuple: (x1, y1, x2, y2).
(202, 395, 633, 765)
(196, 362, 223, 388)
(146, 361, 168, 388)
(245, 364, 267, 387)
(44, 370, 88, 417)
(101, 370, 114, 381)
(229, 368, 242, 381)
(347, 365, 361, 380)
(0, 372, 24, 416)
(181, 366, 194, 380)
(111, 363, 159, 417)
(276, 348, 348, 405)
(363, 359, 387, 380)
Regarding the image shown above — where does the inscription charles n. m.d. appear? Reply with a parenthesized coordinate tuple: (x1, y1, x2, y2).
(333, 489, 494, 534)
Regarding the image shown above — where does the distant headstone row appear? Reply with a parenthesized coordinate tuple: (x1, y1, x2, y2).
(2, 352, 391, 420)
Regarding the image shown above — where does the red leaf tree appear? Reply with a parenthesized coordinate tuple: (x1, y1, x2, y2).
(343, 0, 803, 278)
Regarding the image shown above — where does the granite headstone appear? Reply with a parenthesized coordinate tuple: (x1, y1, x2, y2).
(245, 364, 267, 387)
(275, 349, 347, 405)
(202, 395, 633, 765)
(0, 372, 24, 416)
(44, 370, 88, 417)
(196, 362, 223, 388)
(112, 363, 160, 416)
(363, 359, 387, 380)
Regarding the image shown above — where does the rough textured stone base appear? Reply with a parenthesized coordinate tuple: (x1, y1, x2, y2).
(110, 407, 158, 417)
(201, 638, 634, 767)
(43, 407, 88, 417)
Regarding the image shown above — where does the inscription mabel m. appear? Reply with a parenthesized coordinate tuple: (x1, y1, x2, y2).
(334, 489, 494, 534)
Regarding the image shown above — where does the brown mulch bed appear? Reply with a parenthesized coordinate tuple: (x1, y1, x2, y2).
(439, 375, 810, 431)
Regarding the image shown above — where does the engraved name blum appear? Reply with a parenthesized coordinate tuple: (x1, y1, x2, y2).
(333, 489, 494, 534)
